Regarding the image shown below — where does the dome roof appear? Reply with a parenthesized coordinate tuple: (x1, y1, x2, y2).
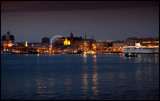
(7, 31, 10, 34)
(1, 31, 15, 41)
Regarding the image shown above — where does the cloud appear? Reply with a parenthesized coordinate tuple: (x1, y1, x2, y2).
(1, 1, 159, 13)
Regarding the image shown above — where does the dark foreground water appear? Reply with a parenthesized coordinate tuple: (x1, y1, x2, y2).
(1, 53, 159, 100)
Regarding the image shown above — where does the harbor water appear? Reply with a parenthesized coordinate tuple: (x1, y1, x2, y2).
(1, 53, 159, 100)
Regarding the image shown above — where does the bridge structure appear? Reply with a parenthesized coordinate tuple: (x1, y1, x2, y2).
(50, 35, 62, 47)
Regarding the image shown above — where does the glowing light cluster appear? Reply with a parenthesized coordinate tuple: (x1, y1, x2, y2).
(25, 41, 28, 47)
(64, 38, 70, 45)
(8, 43, 13, 47)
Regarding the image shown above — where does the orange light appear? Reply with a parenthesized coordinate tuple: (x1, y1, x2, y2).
(8, 43, 13, 47)
(37, 49, 39, 53)
(93, 55, 96, 58)
(3, 45, 6, 49)
(64, 38, 70, 45)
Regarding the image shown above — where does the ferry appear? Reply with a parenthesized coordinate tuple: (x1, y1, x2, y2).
(123, 43, 159, 54)
(123, 47, 159, 54)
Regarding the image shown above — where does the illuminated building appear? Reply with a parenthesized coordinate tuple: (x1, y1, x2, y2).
(112, 41, 124, 52)
(123, 37, 159, 53)
(63, 38, 70, 45)
(82, 39, 95, 51)
(135, 38, 159, 47)
(124, 37, 159, 48)
(65, 32, 82, 45)
(92, 41, 112, 53)
(1, 31, 15, 51)
(53, 32, 82, 47)
(25, 41, 28, 47)
(124, 37, 137, 46)
(78, 33, 96, 51)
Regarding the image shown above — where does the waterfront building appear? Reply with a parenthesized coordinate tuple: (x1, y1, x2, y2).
(135, 37, 159, 47)
(27, 42, 49, 53)
(92, 41, 113, 53)
(11, 42, 48, 54)
(63, 32, 82, 45)
(124, 37, 137, 46)
(124, 37, 159, 48)
(11, 42, 29, 54)
(53, 32, 82, 47)
(64, 38, 70, 45)
(123, 37, 159, 53)
(124, 37, 159, 47)
(42, 37, 50, 45)
(81, 39, 95, 51)
(1, 31, 15, 51)
(52, 39, 64, 47)
(25, 41, 28, 47)
(50, 32, 81, 53)
(78, 33, 96, 51)
(52, 32, 96, 53)
(112, 41, 124, 52)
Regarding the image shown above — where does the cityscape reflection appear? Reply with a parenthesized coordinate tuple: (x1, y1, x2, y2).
(155, 54, 158, 63)
(136, 54, 159, 63)
(83, 54, 87, 63)
(64, 76, 72, 97)
(92, 54, 99, 96)
(35, 71, 55, 100)
(37, 55, 40, 64)
(1, 54, 159, 100)
(82, 73, 89, 98)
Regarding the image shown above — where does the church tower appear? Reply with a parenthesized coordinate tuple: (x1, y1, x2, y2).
(70, 32, 73, 39)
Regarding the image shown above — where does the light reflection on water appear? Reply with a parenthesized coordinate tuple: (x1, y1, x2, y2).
(1, 53, 159, 100)
(83, 54, 87, 63)
(82, 73, 89, 97)
(135, 54, 159, 63)
(92, 55, 99, 96)
(35, 71, 55, 100)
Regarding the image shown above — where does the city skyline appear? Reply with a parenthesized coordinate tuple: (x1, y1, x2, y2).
(1, 1, 159, 42)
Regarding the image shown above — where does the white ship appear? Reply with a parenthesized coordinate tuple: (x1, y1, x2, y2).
(123, 43, 159, 54)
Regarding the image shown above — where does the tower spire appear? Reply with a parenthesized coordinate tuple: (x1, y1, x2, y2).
(70, 32, 73, 38)
(7, 31, 10, 34)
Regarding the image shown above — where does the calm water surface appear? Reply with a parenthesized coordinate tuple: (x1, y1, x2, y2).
(1, 53, 159, 100)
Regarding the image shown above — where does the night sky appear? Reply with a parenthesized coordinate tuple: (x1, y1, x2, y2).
(1, 1, 159, 42)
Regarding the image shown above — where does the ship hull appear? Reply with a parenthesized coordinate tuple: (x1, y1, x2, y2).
(123, 48, 159, 54)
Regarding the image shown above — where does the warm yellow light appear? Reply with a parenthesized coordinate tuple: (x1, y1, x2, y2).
(83, 54, 87, 58)
(143, 41, 151, 43)
(25, 41, 28, 47)
(37, 49, 39, 53)
(91, 51, 96, 54)
(64, 38, 70, 45)
(83, 51, 87, 54)
(8, 43, 13, 47)
(154, 41, 159, 43)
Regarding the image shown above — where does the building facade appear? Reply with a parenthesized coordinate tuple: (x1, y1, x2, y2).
(42, 37, 50, 45)
(124, 37, 159, 48)
(92, 41, 113, 53)
(112, 41, 124, 52)
(1, 31, 15, 51)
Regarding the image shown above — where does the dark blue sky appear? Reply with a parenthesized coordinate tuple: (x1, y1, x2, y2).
(1, 1, 159, 42)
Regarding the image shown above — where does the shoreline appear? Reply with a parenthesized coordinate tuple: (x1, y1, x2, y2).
(1, 51, 159, 55)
